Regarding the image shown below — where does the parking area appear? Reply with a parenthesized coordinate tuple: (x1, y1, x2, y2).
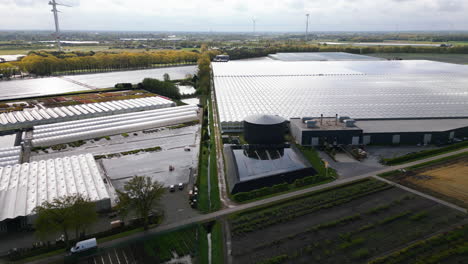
(319, 145, 438, 178)
(78, 247, 136, 264)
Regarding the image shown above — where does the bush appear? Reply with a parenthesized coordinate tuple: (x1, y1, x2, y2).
(257, 254, 289, 264)
(352, 248, 370, 260)
(233, 183, 291, 202)
(140, 78, 181, 99)
(383, 140, 468, 165)
(114, 83, 133, 89)
(121, 133, 129, 137)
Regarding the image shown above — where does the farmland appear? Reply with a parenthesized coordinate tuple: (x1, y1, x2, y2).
(370, 224, 468, 264)
(370, 53, 468, 64)
(384, 155, 468, 209)
(228, 179, 466, 264)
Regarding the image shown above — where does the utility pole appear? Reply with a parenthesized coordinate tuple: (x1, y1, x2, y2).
(305, 14, 310, 42)
(49, 0, 70, 52)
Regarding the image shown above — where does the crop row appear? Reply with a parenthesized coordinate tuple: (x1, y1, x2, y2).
(230, 180, 391, 236)
(370, 224, 468, 264)
(243, 196, 414, 255)
(252, 209, 426, 264)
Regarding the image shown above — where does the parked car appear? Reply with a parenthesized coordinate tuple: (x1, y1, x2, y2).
(70, 238, 97, 254)
(169, 185, 176, 192)
(178, 183, 184, 190)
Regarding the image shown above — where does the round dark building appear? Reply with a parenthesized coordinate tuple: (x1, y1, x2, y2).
(243, 114, 286, 145)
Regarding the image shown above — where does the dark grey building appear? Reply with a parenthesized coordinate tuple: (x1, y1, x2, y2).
(291, 117, 468, 146)
(244, 115, 286, 145)
(290, 117, 362, 146)
(224, 145, 316, 194)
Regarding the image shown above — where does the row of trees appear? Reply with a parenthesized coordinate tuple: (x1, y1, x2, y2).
(223, 44, 468, 60)
(33, 176, 165, 248)
(196, 44, 220, 97)
(0, 62, 20, 78)
(13, 50, 200, 76)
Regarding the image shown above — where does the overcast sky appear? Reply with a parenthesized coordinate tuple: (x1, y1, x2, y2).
(0, 0, 467, 32)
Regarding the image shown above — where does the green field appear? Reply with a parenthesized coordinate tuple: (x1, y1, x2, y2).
(370, 53, 468, 64)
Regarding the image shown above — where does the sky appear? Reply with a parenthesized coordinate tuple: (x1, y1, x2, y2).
(0, 0, 467, 32)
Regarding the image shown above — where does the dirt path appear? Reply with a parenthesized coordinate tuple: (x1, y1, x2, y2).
(211, 86, 236, 208)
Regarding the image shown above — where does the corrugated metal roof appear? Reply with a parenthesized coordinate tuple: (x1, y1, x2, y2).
(0, 153, 109, 222)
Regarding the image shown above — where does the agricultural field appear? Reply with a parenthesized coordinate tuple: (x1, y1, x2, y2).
(370, 224, 468, 264)
(228, 179, 466, 264)
(384, 155, 468, 209)
(370, 53, 468, 64)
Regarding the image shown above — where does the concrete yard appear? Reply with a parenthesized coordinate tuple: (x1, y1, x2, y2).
(320, 145, 438, 178)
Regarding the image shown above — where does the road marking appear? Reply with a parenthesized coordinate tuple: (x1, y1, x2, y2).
(114, 249, 121, 264)
(122, 249, 129, 264)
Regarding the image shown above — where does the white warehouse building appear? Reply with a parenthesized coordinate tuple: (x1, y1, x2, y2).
(0, 154, 111, 232)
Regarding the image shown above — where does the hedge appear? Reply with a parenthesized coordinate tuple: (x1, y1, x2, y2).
(232, 175, 329, 202)
(383, 140, 468, 165)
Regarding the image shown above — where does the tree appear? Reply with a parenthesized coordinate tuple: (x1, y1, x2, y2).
(163, 73, 171, 81)
(33, 194, 97, 247)
(140, 78, 181, 99)
(117, 176, 165, 230)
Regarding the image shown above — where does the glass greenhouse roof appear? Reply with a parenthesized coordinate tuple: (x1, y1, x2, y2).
(268, 52, 383, 61)
(213, 60, 468, 124)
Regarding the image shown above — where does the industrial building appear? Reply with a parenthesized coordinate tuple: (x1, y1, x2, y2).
(225, 114, 316, 194)
(291, 117, 468, 146)
(32, 105, 199, 147)
(212, 57, 468, 145)
(0, 154, 111, 232)
(0, 96, 174, 131)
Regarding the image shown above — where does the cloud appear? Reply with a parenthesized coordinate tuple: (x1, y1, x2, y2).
(0, 0, 466, 31)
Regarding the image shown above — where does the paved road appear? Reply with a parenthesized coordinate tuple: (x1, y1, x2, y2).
(26, 149, 468, 264)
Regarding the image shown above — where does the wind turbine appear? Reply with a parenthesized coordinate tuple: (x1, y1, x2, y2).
(49, 0, 71, 51)
(252, 17, 257, 35)
(305, 14, 310, 42)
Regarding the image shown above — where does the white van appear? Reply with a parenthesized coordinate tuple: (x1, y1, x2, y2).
(70, 238, 97, 254)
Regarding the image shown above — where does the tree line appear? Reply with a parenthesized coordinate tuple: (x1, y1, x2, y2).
(223, 44, 468, 60)
(7, 50, 200, 76)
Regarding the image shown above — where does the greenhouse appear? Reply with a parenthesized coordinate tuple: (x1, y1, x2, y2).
(212, 60, 468, 132)
(0, 154, 111, 222)
(0, 146, 21, 167)
(268, 52, 382, 61)
(0, 96, 174, 131)
(32, 105, 199, 147)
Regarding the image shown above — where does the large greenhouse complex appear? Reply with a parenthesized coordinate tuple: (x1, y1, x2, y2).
(0, 154, 111, 227)
(212, 59, 468, 145)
